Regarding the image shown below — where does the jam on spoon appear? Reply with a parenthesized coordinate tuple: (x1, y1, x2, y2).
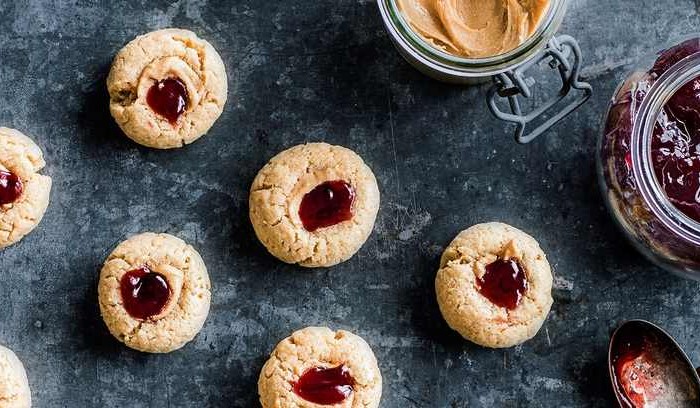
(292, 365, 355, 405)
(612, 329, 661, 407)
(120, 266, 171, 320)
(298, 180, 355, 232)
(146, 77, 189, 124)
(477, 258, 528, 310)
(0, 170, 23, 205)
(609, 321, 700, 408)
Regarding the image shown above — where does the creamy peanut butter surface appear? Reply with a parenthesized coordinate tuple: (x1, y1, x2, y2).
(396, 0, 550, 58)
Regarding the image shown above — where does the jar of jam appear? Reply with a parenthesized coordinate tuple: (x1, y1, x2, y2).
(377, 0, 592, 143)
(599, 38, 700, 278)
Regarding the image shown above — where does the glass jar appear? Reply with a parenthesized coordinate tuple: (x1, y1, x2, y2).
(598, 38, 700, 279)
(377, 0, 592, 143)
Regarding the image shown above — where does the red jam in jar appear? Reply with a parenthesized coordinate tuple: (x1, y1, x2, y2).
(0, 170, 23, 205)
(651, 76, 700, 223)
(146, 78, 189, 124)
(298, 180, 355, 232)
(120, 266, 171, 320)
(292, 365, 354, 405)
(599, 38, 700, 276)
(477, 259, 528, 310)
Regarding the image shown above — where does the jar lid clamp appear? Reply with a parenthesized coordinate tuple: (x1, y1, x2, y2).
(487, 35, 592, 144)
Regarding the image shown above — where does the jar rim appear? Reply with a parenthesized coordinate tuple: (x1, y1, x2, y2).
(632, 51, 700, 244)
(379, 0, 569, 76)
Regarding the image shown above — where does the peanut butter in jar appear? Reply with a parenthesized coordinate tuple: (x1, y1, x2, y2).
(396, 0, 551, 58)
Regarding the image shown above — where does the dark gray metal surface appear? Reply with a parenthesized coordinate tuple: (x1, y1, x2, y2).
(0, 1, 699, 407)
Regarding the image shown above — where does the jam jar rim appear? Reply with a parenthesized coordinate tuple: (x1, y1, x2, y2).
(378, 0, 569, 77)
(632, 52, 700, 246)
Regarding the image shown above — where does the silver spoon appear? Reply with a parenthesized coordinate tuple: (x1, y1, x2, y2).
(608, 320, 700, 407)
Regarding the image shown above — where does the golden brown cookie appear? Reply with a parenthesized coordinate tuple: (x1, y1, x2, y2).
(107, 28, 228, 149)
(0, 344, 31, 408)
(435, 222, 553, 348)
(0, 127, 51, 249)
(258, 327, 382, 408)
(98, 232, 211, 353)
(249, 143, 380, 268)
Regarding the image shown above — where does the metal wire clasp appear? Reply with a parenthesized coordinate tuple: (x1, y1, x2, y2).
(487, 35, 593, 144)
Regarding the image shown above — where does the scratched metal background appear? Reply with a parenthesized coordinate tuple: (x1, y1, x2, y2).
(1, 0, 699, 407)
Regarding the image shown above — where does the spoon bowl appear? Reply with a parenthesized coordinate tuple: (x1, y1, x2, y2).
(608, 320, 700, 407)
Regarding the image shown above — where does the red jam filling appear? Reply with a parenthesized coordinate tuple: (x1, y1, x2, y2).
(651, 75, 700, 223)
(120, 266, 171, 320)
(292, 365, 354, 405)
(0, 170, 23, 205)
(477, 259, 528, 310)
(298, 180, 355, 232)
(611, 329, 662, 407)
(146, 78, 189, 124)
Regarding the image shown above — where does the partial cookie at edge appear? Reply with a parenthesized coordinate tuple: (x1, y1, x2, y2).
(258, 327, 382, 408)
(0, 345, 31, 408)
(0, 127, 52, 249)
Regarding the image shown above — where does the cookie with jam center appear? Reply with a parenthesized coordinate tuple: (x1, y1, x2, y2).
(98, 232, 211, 353)
(0, 127, 52, 249)
(0, 344, 31, 408)
(249, 142, 380, 268)
(435, 222, 554, 348)
(107, 28, 228, 149)
(258, 327, 382, 408)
